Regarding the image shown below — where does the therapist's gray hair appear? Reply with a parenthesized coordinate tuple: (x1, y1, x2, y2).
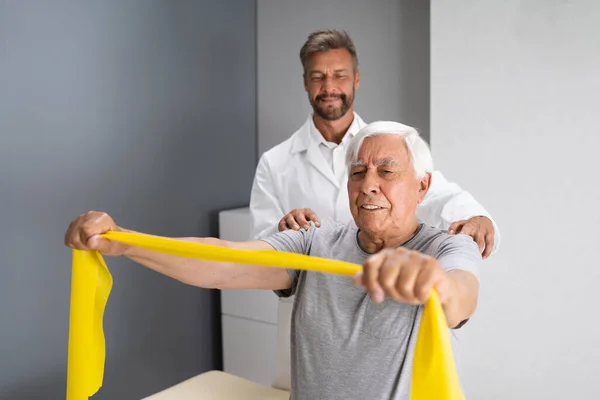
(300, 30, 359, 74)
(345, 121, 434, 179)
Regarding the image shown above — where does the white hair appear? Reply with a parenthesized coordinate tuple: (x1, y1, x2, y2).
(345, 121, 433, 179)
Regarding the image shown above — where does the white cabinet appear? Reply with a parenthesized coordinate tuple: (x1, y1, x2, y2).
(221, 315, 278, 386)
(218, 207, 279, 386)
(221, 289, 278, 325)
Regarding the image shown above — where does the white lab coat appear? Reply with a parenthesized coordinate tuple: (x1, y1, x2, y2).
(250, 113, 500, 242)
(248, 112, 500, 390)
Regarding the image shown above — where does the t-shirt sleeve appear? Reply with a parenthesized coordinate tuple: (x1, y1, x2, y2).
(434, 233, 482, 329)
(261, 222, 317, 298)
(435, 233, 481, 280)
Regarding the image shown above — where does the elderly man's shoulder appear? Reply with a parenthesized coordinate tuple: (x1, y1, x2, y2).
(265, 217, 354, 256)
(315, 217, 355, 235)
(273, 217, 351, 243)
(308, 217, 359, 258)
(416, 224, 481, 259)
(302, 217, 357, 247)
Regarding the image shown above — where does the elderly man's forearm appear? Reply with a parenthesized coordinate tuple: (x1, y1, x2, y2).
(121, 236, 290, 290)
(442, 270, 479, 328)
(122, 237, 237, 287)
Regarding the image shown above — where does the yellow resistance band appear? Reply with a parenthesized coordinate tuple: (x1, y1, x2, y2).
(67, 231, 464, 400)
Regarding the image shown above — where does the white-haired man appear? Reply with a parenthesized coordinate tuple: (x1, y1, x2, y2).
(65, 121, 480, 400)
(250, 30, 499, 256)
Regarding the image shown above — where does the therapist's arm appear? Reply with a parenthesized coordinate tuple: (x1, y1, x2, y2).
(249, 154, 286, 239)
(64, 211, 292, 291)
(416, 171, 501, 257)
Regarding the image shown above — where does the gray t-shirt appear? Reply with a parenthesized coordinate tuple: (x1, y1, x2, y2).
(263, 218, 481, 400)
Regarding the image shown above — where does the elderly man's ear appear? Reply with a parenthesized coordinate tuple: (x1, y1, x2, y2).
(417, 172, 432, 204)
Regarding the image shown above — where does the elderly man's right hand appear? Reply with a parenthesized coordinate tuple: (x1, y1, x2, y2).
(353, 247, 451, 306)
(64, 211, 129, 256)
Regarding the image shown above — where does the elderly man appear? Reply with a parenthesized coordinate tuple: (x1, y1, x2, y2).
(65, 121, 480, 400)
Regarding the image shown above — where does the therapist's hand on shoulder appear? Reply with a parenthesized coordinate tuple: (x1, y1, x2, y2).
(64, 211, 129, 256)
(448, 216, 494, 259)
(278, 208, 321, 231)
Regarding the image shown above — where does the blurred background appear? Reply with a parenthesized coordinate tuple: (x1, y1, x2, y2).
(0, 1, 598, 399)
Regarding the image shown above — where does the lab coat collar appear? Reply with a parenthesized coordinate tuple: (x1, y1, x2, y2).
(290, 112, 365, 154)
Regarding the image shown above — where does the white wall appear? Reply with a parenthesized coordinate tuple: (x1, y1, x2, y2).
(257, 0, 430, 154)
(431, 1, 600, 399)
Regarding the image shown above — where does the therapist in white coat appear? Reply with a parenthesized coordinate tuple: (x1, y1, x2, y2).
(249, 30, 500, 390)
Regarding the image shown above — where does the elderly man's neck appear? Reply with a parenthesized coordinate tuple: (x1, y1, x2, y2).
(358, 221, 422, 253)
(313, 110, 355, 144)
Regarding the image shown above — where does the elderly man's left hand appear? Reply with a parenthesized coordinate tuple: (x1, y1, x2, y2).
(448, 216, 495, 259)
(353, 247, 451, 305)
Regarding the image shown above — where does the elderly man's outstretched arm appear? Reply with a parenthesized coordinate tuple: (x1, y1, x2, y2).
(64, 211, 291, 291)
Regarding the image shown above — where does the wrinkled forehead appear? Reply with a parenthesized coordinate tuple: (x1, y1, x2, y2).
(355, 136, 410, 166)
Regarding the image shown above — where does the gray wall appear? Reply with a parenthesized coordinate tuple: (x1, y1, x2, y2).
(431, 1, 600, 398)
(0, 1, 256, 399)
(257, 0, 430, 154)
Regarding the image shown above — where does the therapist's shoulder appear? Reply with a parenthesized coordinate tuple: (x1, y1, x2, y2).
(260, 137, 294, 164)
(259, 123, 306, 167)
(261, 136, 299, 162)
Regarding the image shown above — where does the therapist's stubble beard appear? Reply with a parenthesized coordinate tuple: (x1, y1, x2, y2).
(310, 86, 355, 121)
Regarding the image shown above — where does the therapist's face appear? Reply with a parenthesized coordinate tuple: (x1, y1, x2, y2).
(347, 135, 431, 237)
(303, 49, 360, 121)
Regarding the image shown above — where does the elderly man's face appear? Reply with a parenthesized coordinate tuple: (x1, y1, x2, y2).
(348, 135, 430, 236)
(303, 49, 360, 121)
